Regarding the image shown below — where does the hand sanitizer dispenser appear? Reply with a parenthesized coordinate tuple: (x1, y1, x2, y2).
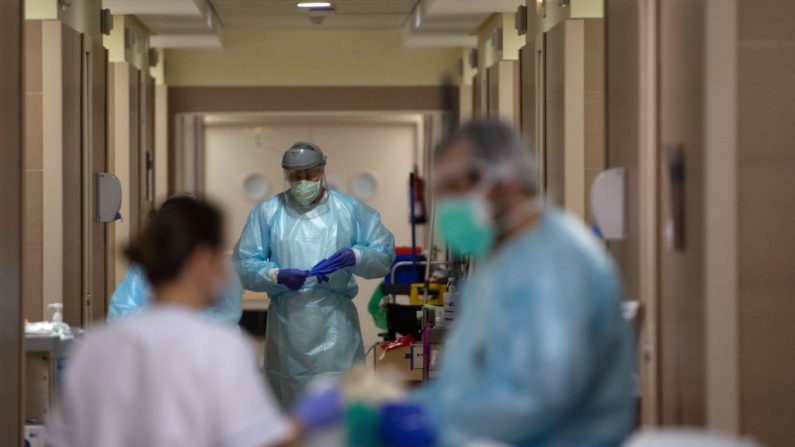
(97, 172, 122, 223)
(590, 167, 627, 240)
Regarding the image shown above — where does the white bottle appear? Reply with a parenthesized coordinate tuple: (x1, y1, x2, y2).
(444, 280, 456, 324)
(48, 303, 63, 323)
(48, 303, 69, 336)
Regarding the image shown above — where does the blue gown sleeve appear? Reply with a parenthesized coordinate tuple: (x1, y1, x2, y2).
(233, 205, 282, 294)
(107, 265, 151, 321)
(351, 200, 396, 279)
(415, 272, 627, 444)
(201, 272, 244, 325)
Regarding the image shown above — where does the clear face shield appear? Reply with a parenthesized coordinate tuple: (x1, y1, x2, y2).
(283, 165, 329, 209)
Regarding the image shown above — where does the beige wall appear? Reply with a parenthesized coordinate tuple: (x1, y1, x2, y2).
(527, 0, 603, 35)
(605, 0, 647, 419)
(167, 85, 451, 196)
(487, 59, 520, 126)
(737, 0, 795, 444)
(109, 62, 143, 288)
(155, 85, 170, 204)
(25, 20, 110, 327)
(545, 22, 565, 204)
(105, 15, 152, 71)
(519, 43, 537, 159)
(24, 21, 45, 322)
(60, 23, 83, 327)
(607, 0, 708, 427)
(84, 36, 110, 323)
(543, 19, 605, 219)
(476, 13, 524, 68)
(606, 0, 795, 437)
(25, 21, 86, 326)
(139, 73, 156, 225)
(472, 13, 524, 122)
(165, 29, 459, 87)
(40, 21, 66, 322)
(24, 4, 110, 327)
(26, 0, 102, 42)
(658, 0, 707, 426)
(204, 116, 421, 351)
(583, 20, 606, 226)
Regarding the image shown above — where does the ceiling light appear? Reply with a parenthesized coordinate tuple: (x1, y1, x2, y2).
(297, 2, 332, 8)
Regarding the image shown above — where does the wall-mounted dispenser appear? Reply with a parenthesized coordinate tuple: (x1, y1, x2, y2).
(590, 167, 626, 240)
(97, 173, 122, 223)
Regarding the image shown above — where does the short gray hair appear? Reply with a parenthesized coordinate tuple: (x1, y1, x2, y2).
(435, 120, 538, 195)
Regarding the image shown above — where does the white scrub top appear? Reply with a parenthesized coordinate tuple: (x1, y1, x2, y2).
(47, 304, 292, 447)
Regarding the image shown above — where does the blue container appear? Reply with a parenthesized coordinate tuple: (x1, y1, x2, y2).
(380, 402, 436, 447)
(384, 254, 427, 285)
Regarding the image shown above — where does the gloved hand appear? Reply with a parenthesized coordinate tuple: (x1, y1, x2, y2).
(276, 269, 309, 291)
(309, 248, 357, 278)
(327, 248, 357, 269)
(292, 383, 344, 433)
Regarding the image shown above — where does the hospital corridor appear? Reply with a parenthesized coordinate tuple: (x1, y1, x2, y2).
(0, 0, 794, 446)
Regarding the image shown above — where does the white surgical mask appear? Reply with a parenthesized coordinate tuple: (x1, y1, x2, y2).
(290, 180, 322, 207)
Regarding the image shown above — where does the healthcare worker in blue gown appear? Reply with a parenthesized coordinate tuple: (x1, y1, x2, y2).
(234, 142, 395, 408)
(108, 196, 243, 326)
(413, 121, 636, 446)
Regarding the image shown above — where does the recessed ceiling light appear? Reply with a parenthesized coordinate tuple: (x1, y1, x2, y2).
(297, 2, 332, 8)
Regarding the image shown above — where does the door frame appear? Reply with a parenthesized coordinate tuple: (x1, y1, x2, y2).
(535, 33, 547, 196)
(638, 0, 661, 425)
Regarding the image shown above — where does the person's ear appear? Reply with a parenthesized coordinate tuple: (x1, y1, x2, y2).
(488, 181, 522, 218)
(487, 181, 507, 202)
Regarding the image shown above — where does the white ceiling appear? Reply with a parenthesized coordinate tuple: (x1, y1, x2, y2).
(105, 0, 524, 49)
(403, 0, 524, 47)
(208, 0, 418, 29)
(105, 0, 224, 47)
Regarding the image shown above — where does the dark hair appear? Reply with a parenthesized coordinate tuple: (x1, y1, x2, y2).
(125, 198, 224, 288)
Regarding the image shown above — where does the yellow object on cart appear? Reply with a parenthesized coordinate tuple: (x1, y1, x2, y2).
(409, 283, 447, 306)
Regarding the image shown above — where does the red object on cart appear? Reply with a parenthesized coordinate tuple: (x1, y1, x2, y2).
(395, 246, 422, 256)
(379, 335, 418, 352)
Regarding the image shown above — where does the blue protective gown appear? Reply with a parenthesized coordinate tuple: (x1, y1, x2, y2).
(415, 209, 635, 447)
(234, 190, 395, 408)
(107, 265, 244, 325)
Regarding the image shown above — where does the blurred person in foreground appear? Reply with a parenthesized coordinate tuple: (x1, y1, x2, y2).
(48, 198, 342, 447)
(413, 120, 635, 446)
(107, 194, 243, 326)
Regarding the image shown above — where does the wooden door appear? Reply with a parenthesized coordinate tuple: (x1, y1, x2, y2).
(658, 0, 707, 426)
(82, 36, 109, 323)
(139, 73, 155, 225)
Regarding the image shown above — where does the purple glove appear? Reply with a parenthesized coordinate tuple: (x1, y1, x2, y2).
(328, 248, 357, 268)
(316, 273, 330, 284)
(277, 269, 308, 290)
(309, 248, 357, 278)
(292, 384, 344, 432)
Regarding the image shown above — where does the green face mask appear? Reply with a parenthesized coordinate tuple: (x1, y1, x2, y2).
(290, 180, 322, 207)
(436, 195, 496, 258)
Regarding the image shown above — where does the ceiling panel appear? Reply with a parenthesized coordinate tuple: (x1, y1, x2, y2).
(138, 15, 211, 34)
(209, 0, 418, 29)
